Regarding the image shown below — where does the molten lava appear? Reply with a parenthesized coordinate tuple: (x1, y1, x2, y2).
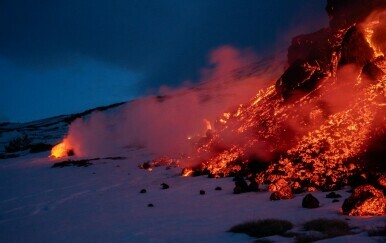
(179, 0, 386, 202)
(50, 139, 73, 158)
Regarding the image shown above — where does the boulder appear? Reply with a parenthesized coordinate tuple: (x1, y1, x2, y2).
(302, 194, 320, 208)
(342, 185, 386, 216)
(248, 180, 259, 192)
(161, 183, 169, 189)
(233, 177, 249, 194)
(233, 186, 242, 195)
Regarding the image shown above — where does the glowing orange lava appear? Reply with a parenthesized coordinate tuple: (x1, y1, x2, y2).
(50, 139, 73, 158)
(204, 119, 212, 130)
(181, 168, 194, 177)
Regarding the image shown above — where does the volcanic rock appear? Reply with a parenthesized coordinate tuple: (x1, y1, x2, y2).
(140, 162, 152, 171)
(269, 186, 293, 201)
(233, 186, 242, 195)
(342, 185, 386, 216)
(326, 192, 342, 198)
(378, 174, 386, 189)
(302, 194, 320, 208)
(248, 180, 259, 192)
(140, 189, 147, 193)
(340, 26, 374, 66)
(234, 177, 249, 193)
(275, 59, 326, 100)
(362, 61, 385, 81)
(215, 186, 222, 191)
(147, 204, 154, 207)
(200, 190, 205, 195)
(161, 183, 169, 190)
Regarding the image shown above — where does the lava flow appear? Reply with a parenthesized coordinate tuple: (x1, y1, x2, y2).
(178, 0, 386, 216)
(50, 138, 74, 158)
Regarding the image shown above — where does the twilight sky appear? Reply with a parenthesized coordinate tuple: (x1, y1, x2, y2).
(0, 0, 327, 122)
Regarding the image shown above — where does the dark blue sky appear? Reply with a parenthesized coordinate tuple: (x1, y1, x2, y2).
(0, 0, 327, 122)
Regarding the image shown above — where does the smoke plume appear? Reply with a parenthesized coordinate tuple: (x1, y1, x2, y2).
(65, 46, 285, 158)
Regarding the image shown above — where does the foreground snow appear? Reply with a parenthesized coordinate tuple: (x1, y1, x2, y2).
(0, 151, 385, 242)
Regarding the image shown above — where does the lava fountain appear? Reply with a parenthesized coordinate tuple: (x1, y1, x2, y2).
(50, 138, 74, 158)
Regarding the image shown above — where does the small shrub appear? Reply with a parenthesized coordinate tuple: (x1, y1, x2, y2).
(5, 134, 31, 153)
(229, 219, 293, 238)
(368, 225, 386, 237)
(52, 159, 97, 168)
(296, 218, 352, 242)
(303, 218, 350, 234)
(29, 143, 53, 153)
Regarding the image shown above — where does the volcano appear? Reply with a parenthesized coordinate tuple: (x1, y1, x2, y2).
(1, 0, 386, 242)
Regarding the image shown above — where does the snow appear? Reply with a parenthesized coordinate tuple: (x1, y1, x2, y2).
(0, 150, 385, 242)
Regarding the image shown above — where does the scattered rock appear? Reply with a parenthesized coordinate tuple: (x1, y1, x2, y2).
(139, 162, 152, 171)
(147, 204, 154, 207)
(248, 180, 259, 192)
(302, 194, 320, 208)
(161, 183, 169, 189)
(269, 186, 293, 200)
(326, 192, 342, 198)
(342, 185, 386, 216)
(215, 186, 222, 191)
(140, 189, 147, 193)
(233, 186, 242, 194)
(234, 177, 249, 193)
(332, 199, 340, 203)
(200, 190, 205, 195)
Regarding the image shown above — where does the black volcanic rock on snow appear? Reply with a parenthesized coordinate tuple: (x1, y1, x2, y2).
(302, 194, 320, 209)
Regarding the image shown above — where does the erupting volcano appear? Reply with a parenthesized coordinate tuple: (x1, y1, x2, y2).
(179, 0, 386, 216)
(50, 0, 386, 217)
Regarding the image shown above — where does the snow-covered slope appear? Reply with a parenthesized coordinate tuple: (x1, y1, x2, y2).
(0, 52, 385, 242)
(0, 150, 385, 242)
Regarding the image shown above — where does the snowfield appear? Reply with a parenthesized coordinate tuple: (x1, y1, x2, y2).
(0, 150, 384, 242)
